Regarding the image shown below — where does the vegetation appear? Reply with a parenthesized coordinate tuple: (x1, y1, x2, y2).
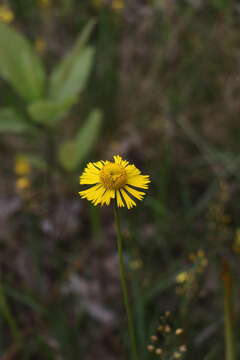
(0, 1, 240, 359)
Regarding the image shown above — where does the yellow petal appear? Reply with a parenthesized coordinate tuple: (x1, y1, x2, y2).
(93, 160, 106, 169)
(120, 189, 136, 209)
(116, 190, 124, 207)
(125, 164, 141, 177)
(100, 189, 115, 206)
(114, 155, 129, 167)
(126, 174, 150, 189)
(124, 185, 145, 200)
(79, 184, 103, 200)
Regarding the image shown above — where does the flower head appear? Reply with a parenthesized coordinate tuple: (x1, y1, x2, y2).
(15, 155, 31, 176)
(0, 5, 14, 24)
(16, 177, 30, 190)
(79, 155, 150, 209)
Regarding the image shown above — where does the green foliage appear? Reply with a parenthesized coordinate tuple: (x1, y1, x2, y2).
(49, 46, 95, 102)
(0, 19, 101, 172)
(58, 109, 102, 171)
(0, 21, 46, 102)
(27, 97, 77, 125)
(49, 20, 96, 102)
(0, 107, 32, 133)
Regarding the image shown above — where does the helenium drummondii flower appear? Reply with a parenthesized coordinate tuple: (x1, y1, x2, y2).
(79, 155, 150, 209)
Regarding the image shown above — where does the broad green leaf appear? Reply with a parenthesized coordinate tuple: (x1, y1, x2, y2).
(0, 107, 32, 133)
(27, 97, 77, 125)
(49, 20, 96, 101)
(58, 109, 102, 171)
(0, 22, 46, 102)
(49, 46, 95, 101)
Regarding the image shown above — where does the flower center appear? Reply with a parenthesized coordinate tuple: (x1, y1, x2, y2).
(100, 163, 127, 190)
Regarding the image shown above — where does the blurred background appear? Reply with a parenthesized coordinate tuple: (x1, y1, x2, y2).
(1, 0, 240, 359)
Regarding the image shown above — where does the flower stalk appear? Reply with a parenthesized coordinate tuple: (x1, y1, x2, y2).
(222, 260, 236, 360)
(113, 201, 138, 360)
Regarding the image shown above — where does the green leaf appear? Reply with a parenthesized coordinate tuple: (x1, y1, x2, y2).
(27, 97, 77, 125)
(0, 22, 46, 102)
(0, 107, 32, 133)
(58, 109, 102, 171)
(49, 46, 95, 101)
(49, 20, 96, 101)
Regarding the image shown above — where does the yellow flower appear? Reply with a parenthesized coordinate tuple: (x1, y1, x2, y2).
(176, 271, 189, 284)
(0, 5, 14, 23)
(15, 155, 31, 176)
(35, 37, 46, 54)
(112, 0, 124, 11)
(16, 177, 30, 190)
(38, 0, 51, 8)
(173, 352, 181, 359)
(79, 155, 150, 209)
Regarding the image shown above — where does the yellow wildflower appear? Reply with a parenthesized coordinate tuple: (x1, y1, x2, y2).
(16, 177, 30, 190)
(175, 328, 183, 335)
(173, 352, 181, 359)
(112, 0, 124, 11)
(176, 271, 189, 284)
(150, 335, 158, 342)
(179, 344, 187, 352)
(35, 37, 46, 54)
(0, 5, 14, 23)
(38, 0, 51, 8)
(79, 155, 150, 209)
(147, 345, 154, 352)
(15, 155, 31, 176)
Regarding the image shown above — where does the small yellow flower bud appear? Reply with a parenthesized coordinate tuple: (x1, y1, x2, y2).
(179, 344, 187, 352)
(35, 37, 46, 54)
(176, 271, 188, 283)
(15, 156, 31, 176)
(150, 335, 158, 342)
(175, 328, 183, 335)
(0, 5, 14, 23)
(16, 177, 30, 190)
(173, 352, 182, 359)
(112, 0, 124, 11)
(147, 345, 155, 352)
(164, 325, 171, 333)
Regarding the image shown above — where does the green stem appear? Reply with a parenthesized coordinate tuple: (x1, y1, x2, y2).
(113, 202, 138, 360)
(222, 260, 235, 360)
(0, 283, 21, 343)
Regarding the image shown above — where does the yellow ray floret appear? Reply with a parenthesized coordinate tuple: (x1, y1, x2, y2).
(79, 155, 150, 209)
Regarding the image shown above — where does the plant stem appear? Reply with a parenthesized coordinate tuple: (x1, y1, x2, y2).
(113, 202, 138, 360)
(0, 283, 21, 343)
(222, 259, 235, 360)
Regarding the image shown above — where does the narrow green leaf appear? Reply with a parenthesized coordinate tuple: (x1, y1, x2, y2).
(0, 107, 32, 133)
(0, 22, 46, 102)
(58, 109, 102, 171)
(27, 97, 77, 125)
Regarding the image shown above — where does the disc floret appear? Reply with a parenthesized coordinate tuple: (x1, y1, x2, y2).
(100, 163, 127, 190)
